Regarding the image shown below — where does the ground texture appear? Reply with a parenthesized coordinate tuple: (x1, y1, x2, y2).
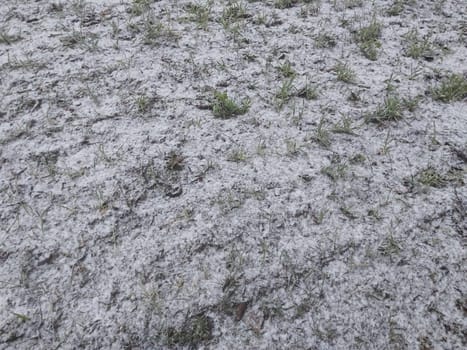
(0, 0, 466, 349)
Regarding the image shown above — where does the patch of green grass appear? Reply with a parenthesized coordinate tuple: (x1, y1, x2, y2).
(70, 0, 88, 16)
(332, 115, 357, 135)
(296, 83, 319, 100)
(333, 0, 363, 10)
(129, 0, 151, 16)
(321, 162, 347, 181)
(275, 79, 295, 109)
(221, 1, 248, 28)
(224, 22, 248, 44)
(378, 131, 393, 155)
(334, 62, 356, 83)
(314, 118, 331, 148)
(110, 20, 121, 39)
(355, 19, 382, 43)
(185, 2, 211, 29)
(256, 139, 267, 156)
(367, 95, 405, 123)
(358, 40, 380, 60)
(355, 20, 382, 60)
(383, 73, 398, 94)
(285, 138, 302, 156)
(417, 167, 446, 188)
(378, 234, 401, 256)
(12, 312, 30, 323)
(312, 209, 327, 224)
(279, 60, 296, 78)
(142, 18, 178, 46)
(403, 95, 420, 112)
(386, 0, 406, 16)
(165, 151, 185, 171)
(314, 32, 337, 48)
(289, 102, 305, 125)
(403, 29, 434, 59)
(135, 94, 150, 113)
(301, 3, 320, 17)
(340, 206, 357, 220)
(344, 0, 364, 9)
(348, 90, 361, 102)
(274, 0, 299, 9)
(166, 314, 213, 347)
(212, 91, 250, 118)
(228, 148, 248, 162)
(60, 30, 99, 51)
(432, 74, 467, 102)
(350, 153, 366, 164)
(367, 208, 382, 220)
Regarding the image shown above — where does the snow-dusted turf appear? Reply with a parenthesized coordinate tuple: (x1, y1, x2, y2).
(1, 0, 466, 349)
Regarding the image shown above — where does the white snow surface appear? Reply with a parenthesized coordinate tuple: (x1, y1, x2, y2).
(0, 0, 466, 349)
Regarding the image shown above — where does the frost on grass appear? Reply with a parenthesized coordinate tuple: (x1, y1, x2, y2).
(0, 0, 466, 349)
(211, 91, 250, 119)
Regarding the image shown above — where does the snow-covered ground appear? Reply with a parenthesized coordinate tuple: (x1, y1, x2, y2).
(1, 0, 466, 349)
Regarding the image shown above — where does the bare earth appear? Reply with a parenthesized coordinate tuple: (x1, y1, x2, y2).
(0, 0, 466, 349)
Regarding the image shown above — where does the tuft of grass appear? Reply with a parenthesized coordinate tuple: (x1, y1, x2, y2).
(378, 234, 402, 256)
(367, 95, 405, 123)
(340, 206, 357, 220)
(417, 167, 446, 188)
(285, 139, 301, 156)
(334, 62, 356, 83)
(403, 95, 420, 112)
(350, 153, 366, 164)
(386, 0, 406, 16)
(321, 163, 347, 181)
(275, 79, 295, 109)
(256, 139, 267, 156)
(185, 2, 211, 29)
(212, 91, 250, 118)
(312, 209, 327, 224)
(296, 83, 319, 100)
(166, 314, 213, 347)
(274, 0, 299, 9)
(49, 2, 64, 12)
(358, 40, 380, 61)
(165, 151, 185, 171)
(221, 1, 248, 28)
(314, 118, 331, 148)
(135, 94, 150, 113)
(60, 30, 99, 51)
(301, 3, 320, 17)
(314, 32, 337, 49)
(403, 29, 434, 59)
(344, 0, 364, 9)
(332, 115, 357, 135)
(378, 130, 392, 155)
(142, 18, 178, 46)
(130, 0, 152, 16)
(354, 20, 382, 60)
(432, 74, 467, 102)
(355, 19, 382, 44)
(228, 148, 248, 162)
(289, 102, 305, 125)
(279, 60, 296, 78)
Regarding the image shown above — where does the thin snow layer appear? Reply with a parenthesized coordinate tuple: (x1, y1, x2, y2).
(0, 0, 466, 349)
